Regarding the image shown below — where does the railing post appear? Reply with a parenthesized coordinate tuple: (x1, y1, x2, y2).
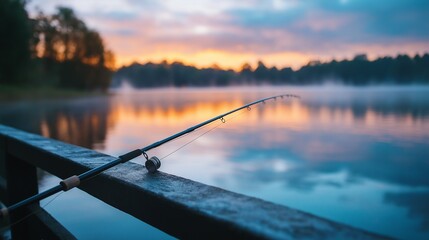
(3, 138, 39, 239)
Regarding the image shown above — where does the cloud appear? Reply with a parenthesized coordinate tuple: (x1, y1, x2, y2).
(226, 0, 429, 50)
(27, 0, 429, 68)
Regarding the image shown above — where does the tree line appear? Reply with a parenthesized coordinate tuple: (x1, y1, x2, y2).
(0, 1, 114, 91)
(114, 53, 429, 87)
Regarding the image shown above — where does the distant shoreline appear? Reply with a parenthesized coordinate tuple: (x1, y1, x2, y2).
(114, 54, 429, 88)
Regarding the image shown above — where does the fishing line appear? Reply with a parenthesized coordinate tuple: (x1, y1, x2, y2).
(0, 161, 116, 230)
(159, 99, 267, 161)
(0, 191, 64, 232)
(160, 120, 224, 160)
(149, 114, 220, 153)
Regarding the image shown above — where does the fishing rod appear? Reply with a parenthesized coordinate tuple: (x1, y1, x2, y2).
(0, 94, 299, 219)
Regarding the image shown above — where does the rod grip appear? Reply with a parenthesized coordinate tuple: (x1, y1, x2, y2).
(60, 175, 81, 191)
(118, 149, 142, 163)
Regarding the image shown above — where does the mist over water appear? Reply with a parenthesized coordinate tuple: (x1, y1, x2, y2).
(1, 86, 428, 239)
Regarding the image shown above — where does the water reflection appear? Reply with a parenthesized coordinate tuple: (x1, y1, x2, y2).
(0, 97, 113, 149)
(0, 86, 428, 239)
(385, 191, 429, 231)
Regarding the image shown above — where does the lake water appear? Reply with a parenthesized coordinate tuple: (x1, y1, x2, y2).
(1, 86, 429, 239)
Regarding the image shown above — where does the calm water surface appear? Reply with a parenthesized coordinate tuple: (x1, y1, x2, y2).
(1, 86, 428, 239)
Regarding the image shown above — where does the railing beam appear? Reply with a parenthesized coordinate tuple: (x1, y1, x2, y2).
(0, 124, 386, 239)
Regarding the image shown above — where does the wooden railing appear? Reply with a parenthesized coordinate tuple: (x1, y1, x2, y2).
(0, 125, 385, 239)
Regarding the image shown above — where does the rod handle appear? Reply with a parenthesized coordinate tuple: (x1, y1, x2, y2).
(60, 175, 81, 191)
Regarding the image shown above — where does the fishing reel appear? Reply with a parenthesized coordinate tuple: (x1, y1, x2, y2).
(143, 152, 161, 173)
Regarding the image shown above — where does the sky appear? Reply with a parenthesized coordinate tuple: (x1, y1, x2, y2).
(27, 0, 429, 70)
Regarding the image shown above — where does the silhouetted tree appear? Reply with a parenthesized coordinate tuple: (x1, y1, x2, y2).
(254, 61, 269, 83)
(0, 0, 31, 84)
(279, 67, 293, 84)
(239, 63, 253, 84)
(33, 7, 114, 91)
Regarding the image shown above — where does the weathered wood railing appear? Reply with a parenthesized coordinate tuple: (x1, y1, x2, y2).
(0, 125, 386, 239)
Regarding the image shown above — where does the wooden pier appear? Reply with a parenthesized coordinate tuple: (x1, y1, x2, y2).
(0, 124, 386, 239)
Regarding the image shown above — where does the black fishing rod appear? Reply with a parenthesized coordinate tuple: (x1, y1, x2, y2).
(0, 94, 298, 219)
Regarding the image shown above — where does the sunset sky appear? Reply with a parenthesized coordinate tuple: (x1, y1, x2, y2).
(27, 0, 429, 70)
